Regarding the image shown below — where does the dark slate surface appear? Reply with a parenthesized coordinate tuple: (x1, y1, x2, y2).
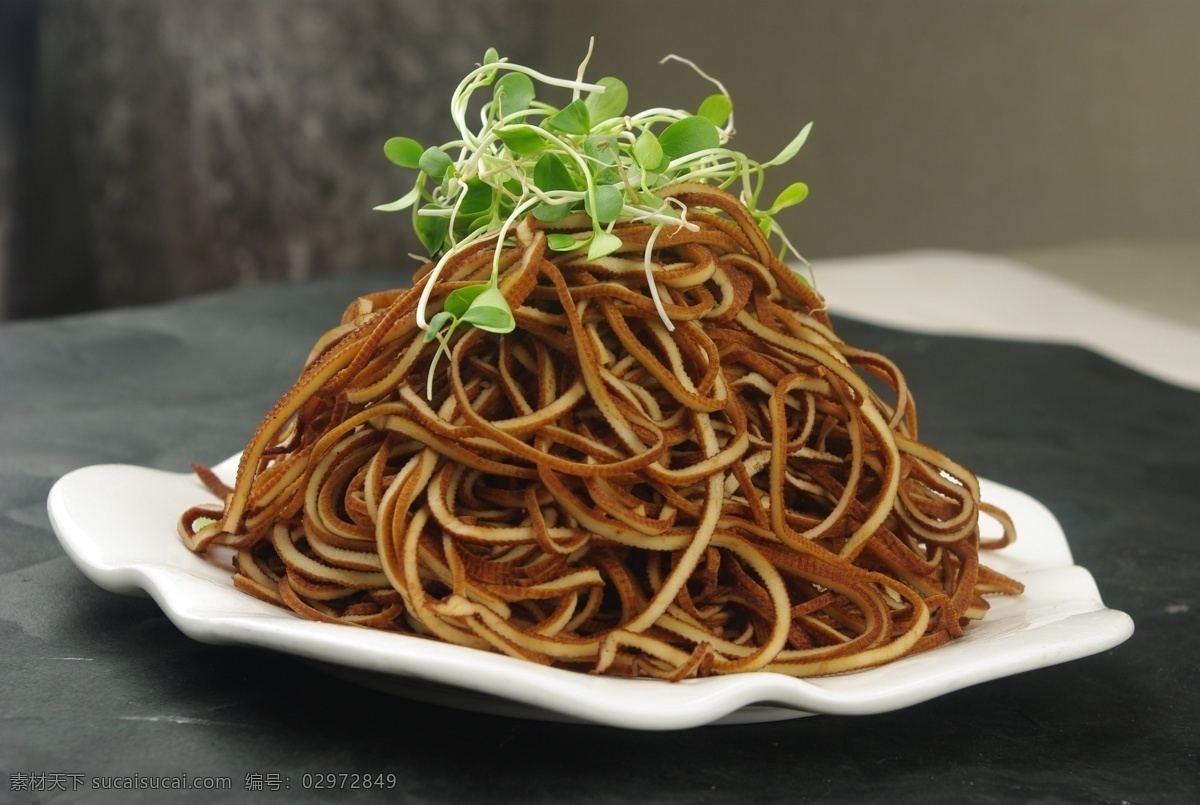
(1, 274, 1196, 803)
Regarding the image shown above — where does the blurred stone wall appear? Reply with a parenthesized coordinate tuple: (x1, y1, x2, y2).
(0, 1, 37, 318)
(10, 0, 537, 318)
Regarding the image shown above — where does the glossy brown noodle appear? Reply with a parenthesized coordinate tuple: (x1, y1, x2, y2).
(179, 183, 1022, 680)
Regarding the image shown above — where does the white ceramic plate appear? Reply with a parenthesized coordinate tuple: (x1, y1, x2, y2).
(48, 456, 1133, 730)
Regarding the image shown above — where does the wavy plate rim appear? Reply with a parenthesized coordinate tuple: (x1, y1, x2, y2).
(48, 459, 1134, 730)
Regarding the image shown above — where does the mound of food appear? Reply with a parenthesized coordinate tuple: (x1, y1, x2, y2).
(180, 47, 1021, 680)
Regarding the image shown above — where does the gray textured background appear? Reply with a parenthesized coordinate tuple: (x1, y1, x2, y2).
(8, 0, 539, 317)
(545, 0, 1200, 257)
(2, 0, 1198, 319)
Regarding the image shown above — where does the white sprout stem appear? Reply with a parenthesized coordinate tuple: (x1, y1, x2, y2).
(740, 163, 766, 211)
(573, 37, 596, 101)
(664, 196, 696, 236)
(490, 63, 605, 96)
(680, 163, 745, 185)
(426, 327, 452, 400)
(526, 187, 583, 206)
(489, 195, 543, 281)
(659, 54, 735, 139)
(643, 223, 674, 332)
(712, 150, 752, 196)
(665, 147, 741, 174)
(768, 218, 810, 270)
(756, 178, 769, 209)
(626, 208, 699, 230)
(415, 226, 490, 328)
(445, 178, 474, 238)
(457, 117, 514, 182)
(659, 54, 731, 98)
(625, 108, 695, 127)
(449, 61, 604, 147)
(450, 67, 500, 148)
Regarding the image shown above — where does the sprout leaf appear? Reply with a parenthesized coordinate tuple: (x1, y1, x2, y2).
(384, 137, 424, 169)
(546, 99, 592, 135)
(658, 116, 720, 160)
(697, 94, 732, 127)
(585, 77, 628, 123)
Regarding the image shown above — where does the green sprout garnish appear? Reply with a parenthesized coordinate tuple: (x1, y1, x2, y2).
(376, 39, 814, 369)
